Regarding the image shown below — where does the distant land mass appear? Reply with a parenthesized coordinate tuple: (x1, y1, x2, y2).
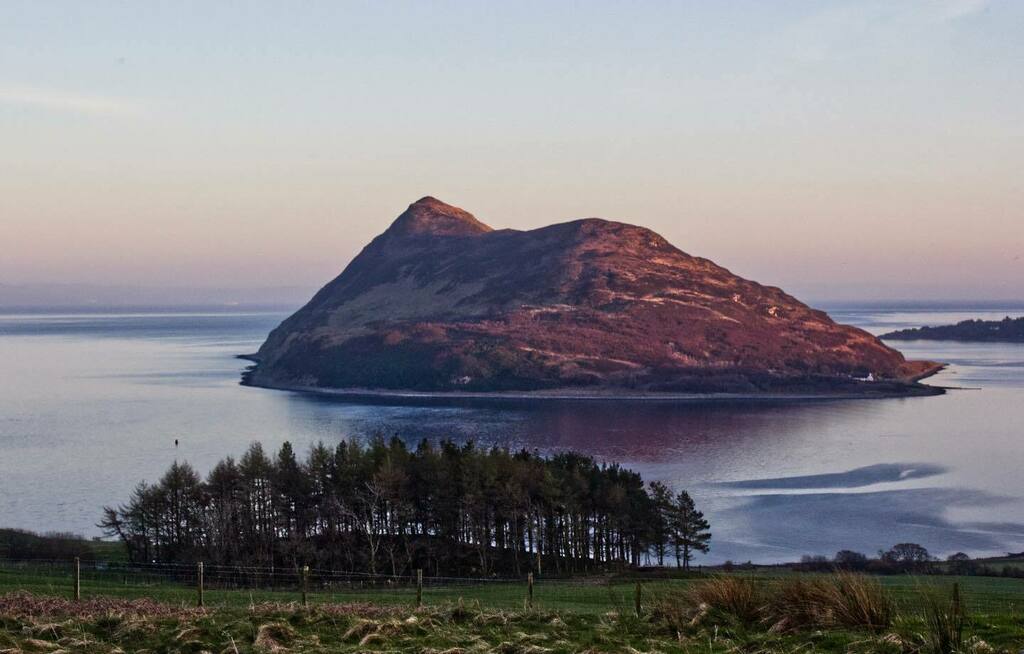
(0, 283, 312, 309)
(882, 317, 1024, 342)
(243, 197, 941, 398)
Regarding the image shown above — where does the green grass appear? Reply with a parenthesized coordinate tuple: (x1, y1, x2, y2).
(0, 601, 863, 654)
(85, 539, 130, 562)
(1, 590, 1023, 653)
(4, 563, 1024, 617)
(3, 569, 1024, 653)
(0, 566, 640, 613)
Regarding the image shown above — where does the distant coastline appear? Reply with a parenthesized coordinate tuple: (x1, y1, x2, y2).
(882, 316, 1024, 342)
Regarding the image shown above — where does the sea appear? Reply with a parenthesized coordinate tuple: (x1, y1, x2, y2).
(1, 303, 1022, 564)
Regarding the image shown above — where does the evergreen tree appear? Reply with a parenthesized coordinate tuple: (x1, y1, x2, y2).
(671, 490, 711, 570)
(648, 481, 673, 566)
(100, 438, 710, 576)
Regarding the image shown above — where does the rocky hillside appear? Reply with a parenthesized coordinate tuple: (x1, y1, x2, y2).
(244, 197, 939, 395)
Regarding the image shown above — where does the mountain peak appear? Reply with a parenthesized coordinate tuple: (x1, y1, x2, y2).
(385, 197, 492, 238)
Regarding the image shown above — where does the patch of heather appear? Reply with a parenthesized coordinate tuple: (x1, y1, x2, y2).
(0, 591, 203, 618)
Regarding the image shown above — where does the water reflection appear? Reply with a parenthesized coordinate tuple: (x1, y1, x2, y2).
(276, 387, 1024, 562)
(288, 392, 871, 463)
(717, 463, 947, 490)
(713, 488, 1021, 562)
(1, 307, 1023, 564)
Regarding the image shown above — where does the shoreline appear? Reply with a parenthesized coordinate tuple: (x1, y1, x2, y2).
(904, 361, 948, 382)
(238, 361, 948, 404)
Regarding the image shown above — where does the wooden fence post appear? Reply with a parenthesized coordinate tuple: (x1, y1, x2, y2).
(527, 572, 534, 609)
(197, 562, 204, 608)
(302, 566, 309, 607)
(634, 581, 642, 618)
(73, 557, 80, 601)
(416, 569, 423, 607)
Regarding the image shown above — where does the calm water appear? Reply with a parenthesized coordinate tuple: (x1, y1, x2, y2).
(1, 304, 1023, 563)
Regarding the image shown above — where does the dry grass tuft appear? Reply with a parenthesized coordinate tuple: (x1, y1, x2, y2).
(252, 622, 296, 653)
(341, 617, 377, 641)
(688, 576, 765, 626)
(821, 571, 894, 631)
(491, 642, 548, 654)
(357, 631, 387, 647)
(965, 636, 993, 654)
(28, 623, 67, 640)
(472, 611, 509, 627)
(55, 637, 93, 650)
(174, 626, 202, 642)
(768, 572, 894, 632)
(0, 592, 202, 620)
(648, 573, 895, 635)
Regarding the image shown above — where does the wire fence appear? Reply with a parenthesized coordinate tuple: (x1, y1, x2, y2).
(868, 575, 1024, 618)
(719, 571, 1024, 618)
(0, 558, 640, 613)
(2, 558, 1024, 617)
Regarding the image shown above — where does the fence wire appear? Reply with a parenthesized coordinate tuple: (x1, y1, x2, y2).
(2, 558, 1022, 617)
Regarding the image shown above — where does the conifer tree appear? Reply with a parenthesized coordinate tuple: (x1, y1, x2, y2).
(100, 438, 711, 576)
(648, 481, 674, 566)
(671, 490, 711, 570)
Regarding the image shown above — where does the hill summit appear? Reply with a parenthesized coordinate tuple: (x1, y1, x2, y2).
(244, 197, 940, 396)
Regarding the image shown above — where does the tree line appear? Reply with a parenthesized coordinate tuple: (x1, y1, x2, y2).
(0, 529, 97, 562)
(792, 543, 1024, 576)
(99, 438, 711, 577)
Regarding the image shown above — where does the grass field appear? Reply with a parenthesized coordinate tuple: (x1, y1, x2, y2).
(0, 596, 901, 654)
(4, 560, 1024, 615)
(6, 565, 634, 613)
(1, 583, 1023, 653)
(4, 562, 1024, 652)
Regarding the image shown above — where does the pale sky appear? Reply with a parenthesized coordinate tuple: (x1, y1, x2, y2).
(1, 0, 1021, 302)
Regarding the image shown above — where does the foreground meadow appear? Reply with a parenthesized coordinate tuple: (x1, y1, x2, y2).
(2, 572, 1024, 653)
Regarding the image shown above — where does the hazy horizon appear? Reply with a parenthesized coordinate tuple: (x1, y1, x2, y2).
(3, 1, 1022, 301)
(2, 280, 1023, 310)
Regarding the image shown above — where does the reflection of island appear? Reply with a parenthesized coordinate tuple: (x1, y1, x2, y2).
(883, 317, 1024, 342)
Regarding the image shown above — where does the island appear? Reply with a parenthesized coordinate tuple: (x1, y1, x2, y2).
(243, 197, 941, 398)
(882, 316, 1024, 342)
